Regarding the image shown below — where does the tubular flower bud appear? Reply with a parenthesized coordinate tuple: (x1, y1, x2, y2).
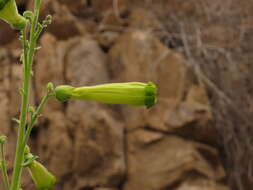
(0, 0, 27, 30)
(55, 82, 157, 108)
(28, 161, 56, 190)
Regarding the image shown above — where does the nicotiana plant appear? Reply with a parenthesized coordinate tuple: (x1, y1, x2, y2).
(0, 0, 157, 189)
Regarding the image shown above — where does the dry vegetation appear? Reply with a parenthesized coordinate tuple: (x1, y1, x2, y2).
(147, 0, 253, 189)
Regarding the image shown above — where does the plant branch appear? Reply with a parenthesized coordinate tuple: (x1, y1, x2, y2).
(23, 93, 51, 148)
(10, 0, 42, 189)
(0, 138, 10, 190)
(10, 28, 31, 190)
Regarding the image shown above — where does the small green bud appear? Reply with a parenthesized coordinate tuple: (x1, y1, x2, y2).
(55, 85, 74, 102)
(23, 146, 38, 167)
(55, 82, 157, 108)
(29, 106, 35, 114)
(28, 161, 56, 190)
(24, 145, 30, 154)
(42, 14, 52, 26)
(0, 0, 27, 30)
(23, 10, 33, 21)
(47, 82, 54, 94)
(0, 136, 7, 144)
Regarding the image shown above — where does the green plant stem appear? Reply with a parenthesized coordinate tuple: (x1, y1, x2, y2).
(10, 29, 32, 190)
(10, 31, 31, 190)
(0, 142, 10, 190)
(23, 93, 51, 148)
(10, 1, 42, 189)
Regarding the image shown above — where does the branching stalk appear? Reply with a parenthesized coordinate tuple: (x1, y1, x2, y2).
(10, 0, 42, 189)
(0, 141, 10, 190)
(23, 93, 51, 148)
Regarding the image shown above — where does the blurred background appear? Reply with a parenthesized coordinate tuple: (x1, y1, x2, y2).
(0, 0, 253, 190)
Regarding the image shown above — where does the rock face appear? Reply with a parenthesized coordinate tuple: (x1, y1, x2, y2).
(124, 132, 225, 190)
(0, 0, 252, 190)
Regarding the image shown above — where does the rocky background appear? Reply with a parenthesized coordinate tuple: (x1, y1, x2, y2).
(0, 0, 253, 190)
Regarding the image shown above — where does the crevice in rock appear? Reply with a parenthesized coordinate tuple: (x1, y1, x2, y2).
(66, 123, 75, 143)
(160, 36, 184, 50)
(100, 44, 111, 54)
(62, 101, 69, 114)
(196, 146, 221, 170)
(160, 180, 182, 190)
(118, 127, 129, 190)
(17, 3, 26, 15)
(86, 0, 92, 8)
(79, 186, 94, 190)
(29, 124, 40, 140)
(129, 125, 220, 149)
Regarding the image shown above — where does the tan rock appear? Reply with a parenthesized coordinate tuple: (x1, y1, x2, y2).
(72, 109, 125, 188)
(108, 31, 189, 124)
(0, 50, 23, 189)
(176, 178, 229, 190)
(92, 0, 128, 14)
(124, 131, 225, 190)
(58, 0, 86, 15)
(63, 37, 109, 86)
(38, 111, 73, 179)
(46, 1, 87, 40)
(0, 50, 11, 135)
(0, 22, 17, 45)
(35, 33, 64, 107)
(128, 8, 163, 30)
(97, 31, 120, 50)
(108, 30, 214, 142)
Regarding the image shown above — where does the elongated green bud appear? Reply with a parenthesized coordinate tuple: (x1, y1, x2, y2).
(24, 147, 56, 190)
(28, 161, 56, 190)
(55, 82, 157, 108)
(0, 0, 27, 30)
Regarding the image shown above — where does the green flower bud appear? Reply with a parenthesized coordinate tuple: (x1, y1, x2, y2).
(54, 85, 74, 102)
(23, 10, 33, 21)
(55, 82, 157, 108)
(0, 0, 27, 30)
(24, 145, 30, 154)
(28, 161, 56, 190)
(0, 135, 7, 144)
